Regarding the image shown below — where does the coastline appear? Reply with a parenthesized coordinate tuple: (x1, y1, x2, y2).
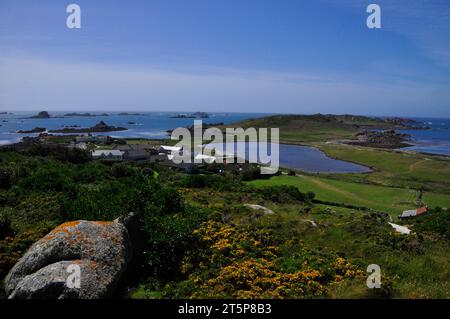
(1, 112, 450, 159)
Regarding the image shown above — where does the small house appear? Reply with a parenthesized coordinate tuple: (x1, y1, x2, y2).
(92, 149, 124, 161)
(123, 149, 150, 161)
(399, 206, 428, 219)
(194, 153, 216, 164)
(158, 145, 182, 154)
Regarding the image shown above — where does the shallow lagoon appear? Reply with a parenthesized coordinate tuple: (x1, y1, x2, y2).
(205, 142, 371, 174)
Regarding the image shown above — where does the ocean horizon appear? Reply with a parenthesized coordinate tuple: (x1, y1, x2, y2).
(1, 111, 450, 156)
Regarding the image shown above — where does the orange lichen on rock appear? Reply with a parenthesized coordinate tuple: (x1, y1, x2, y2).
(50, 221, 81, 235)
(40, 234, 55, 243)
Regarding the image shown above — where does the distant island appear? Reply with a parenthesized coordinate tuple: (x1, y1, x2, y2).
(64, 113, 109, 117)
(171, 112, 209, 119)
(17, 127, 47, 134)
(29, 111, 51, 119)
(118, 112, 145, 116)
(24, 111, 112, 119)
(49, 121, 127, 133)
(166, 122, 224, 134)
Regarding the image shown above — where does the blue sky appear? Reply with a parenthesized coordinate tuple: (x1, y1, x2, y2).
(0, 0, 449, 117)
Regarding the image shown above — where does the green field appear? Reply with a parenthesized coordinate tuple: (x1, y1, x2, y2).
(247, 175, 450, 217)
(316, 144, 450, 193)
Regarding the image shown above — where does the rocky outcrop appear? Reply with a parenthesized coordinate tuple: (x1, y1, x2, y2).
(349, 129, 411, 148)
(244, 204, 275, 215)
(4, 216, 133, 299)
(17, 127, 46, 134)
(64, 113, 109, 117)
(49, 121, 127, 134)
(30, 111, 51, 119)
(170, 112, 209, 119)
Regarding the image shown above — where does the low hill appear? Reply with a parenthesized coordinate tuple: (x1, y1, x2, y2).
(224, 114, 421, 144)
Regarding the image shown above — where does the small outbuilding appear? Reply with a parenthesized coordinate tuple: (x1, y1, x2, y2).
(123, 149, 150, 161)
(158, 145, 182, 154)
(92, 149, 124, 161)
(399, 206, 428, 219)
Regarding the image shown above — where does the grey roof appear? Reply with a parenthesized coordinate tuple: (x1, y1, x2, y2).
(125, 149, 149, 156)
(114, 144, 132, 151)
(92, 150, 124, 157)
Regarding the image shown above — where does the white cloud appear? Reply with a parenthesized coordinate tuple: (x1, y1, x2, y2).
(0, 56, 449, 117)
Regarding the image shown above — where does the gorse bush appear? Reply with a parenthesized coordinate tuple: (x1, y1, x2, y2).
(163, 220, 364, 298)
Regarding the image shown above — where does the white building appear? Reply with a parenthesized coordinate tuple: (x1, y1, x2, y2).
(158, 145, 182, 154)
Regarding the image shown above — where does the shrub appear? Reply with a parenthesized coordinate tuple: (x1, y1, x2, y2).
(0, 225, 53, 279)
(163, 220, 365, 298)
(179, 174, 212, 188)
(179, 173, 241, 191)
(24, 145, 91, 164)
(62, 176, 154, 221)
(0, 167, 14, 189)
(0, 214, 14, 240)
(142, 198, 206, 279)
(111, 163, 138, 178)
(306, 191, 316, 201)
(239, 166, 278, 181)
(5, 193, 63, 230)
(18, 166, 72, 192)
(258, 185, 307, 203)
(412, 208, 450, 240)
(240, 167, 262, 181)
(73, 163, 109, 183)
